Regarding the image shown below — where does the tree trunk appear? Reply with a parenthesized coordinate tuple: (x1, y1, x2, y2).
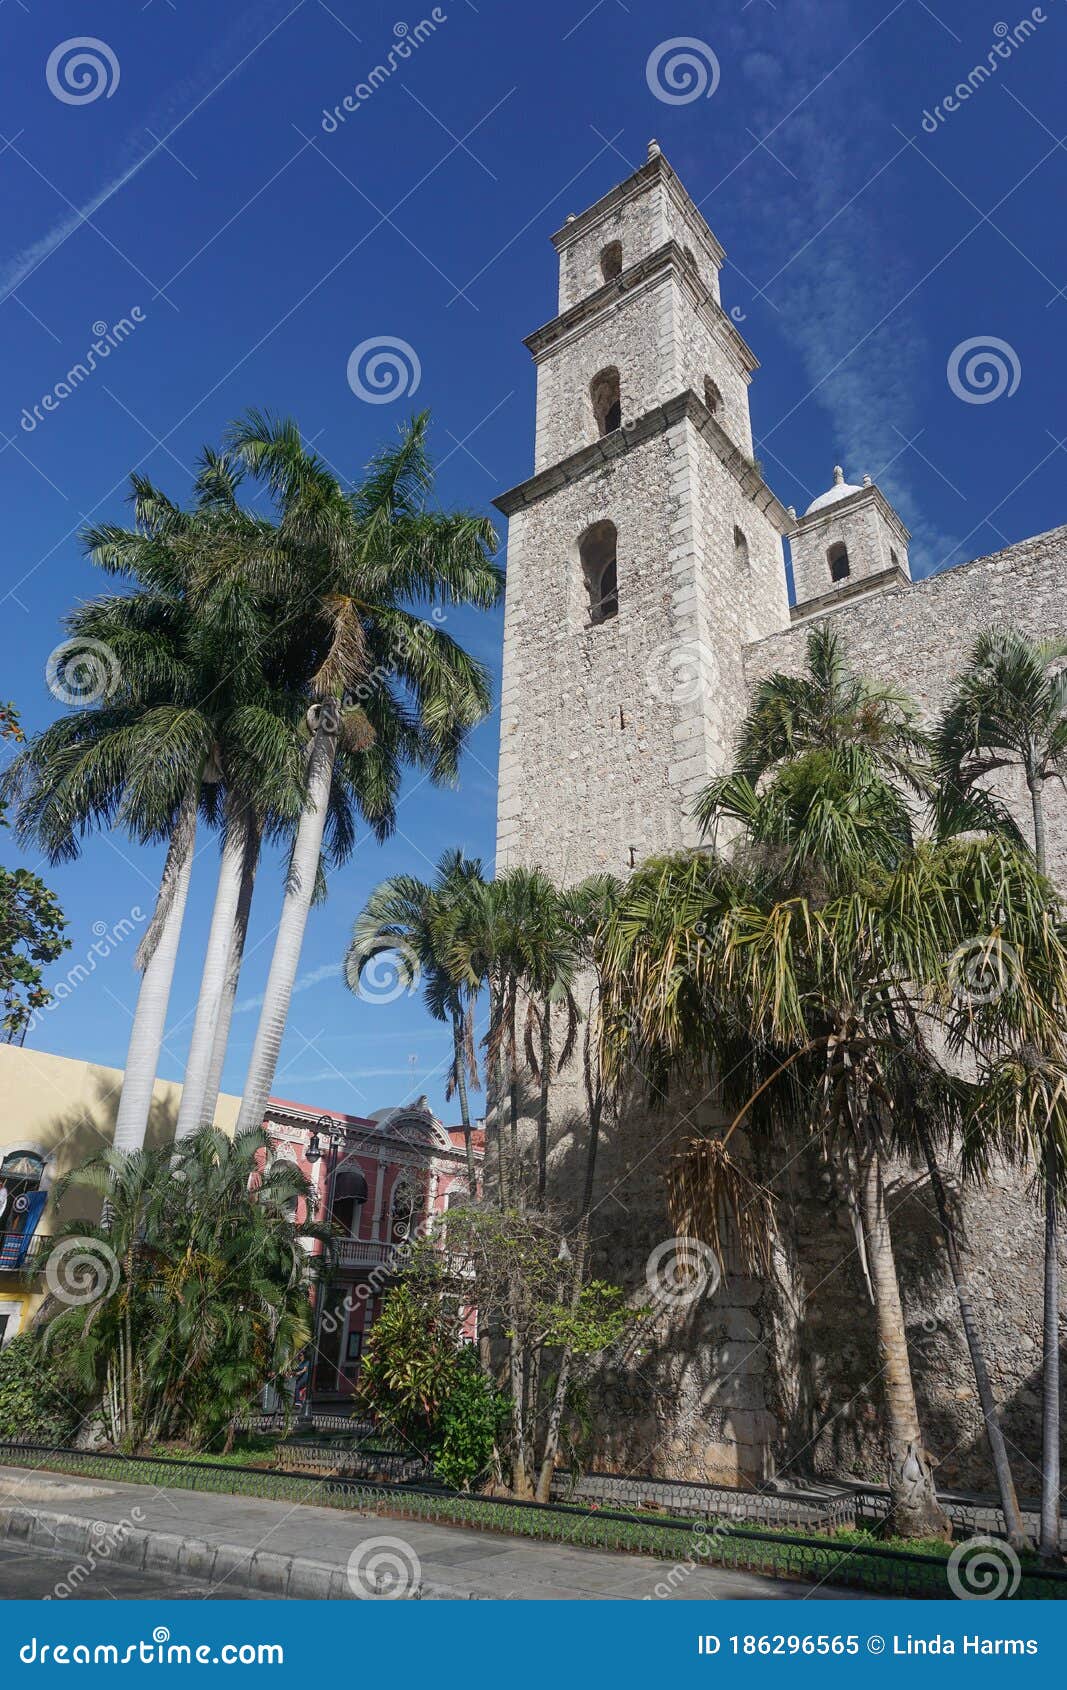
(579, 1012, 604, 1225)
(507, 1279, 533, 1498)
(200, 811, 260, 1127)
(112, 786, 198, 1155)
(537, 998, 551, 1207)
(236, 712, 338, 1135)
(534, 1226, 588, 1503)
(452, 1009, 479, 1198)
(1027, 772, 1061, 1560)
(860, 1149, 952, 1539)
(915, 1116, 1028, 1546)
(1040, 1176, 1061, 1559)
(175, 798, 249, 1140)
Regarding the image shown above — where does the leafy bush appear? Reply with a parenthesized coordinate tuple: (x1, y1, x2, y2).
(0, 1333, 84, 1443)
(431, 1347, 509, 1491)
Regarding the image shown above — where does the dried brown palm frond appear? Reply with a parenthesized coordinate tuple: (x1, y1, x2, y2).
(666, 1134, 776, 1279)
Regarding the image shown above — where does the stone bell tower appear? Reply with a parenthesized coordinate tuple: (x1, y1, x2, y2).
(494, 141, 793, 883)
(492, 145, 792, 1484)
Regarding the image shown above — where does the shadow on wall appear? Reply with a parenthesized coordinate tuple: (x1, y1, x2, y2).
(756, 1137, 1065, 1495)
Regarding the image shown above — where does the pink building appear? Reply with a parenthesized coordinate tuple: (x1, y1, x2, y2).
(261, 1094, 483, 1403)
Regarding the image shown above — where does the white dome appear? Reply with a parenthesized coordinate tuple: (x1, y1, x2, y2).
(805, 465, 862, 515)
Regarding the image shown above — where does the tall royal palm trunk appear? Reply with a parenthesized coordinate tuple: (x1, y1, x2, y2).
(1027, 772, 1061, 1561)
(175, 798, 250, 1140)
(860, 1147, 951, 1540)
(201, 812, 260, 1127)
(236, 709, 338, 1135)
(113, 786, 198, 1155)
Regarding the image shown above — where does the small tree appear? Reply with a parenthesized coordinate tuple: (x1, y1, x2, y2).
(434, 1205, 634, 1500)
(0, 703, 68, 1042)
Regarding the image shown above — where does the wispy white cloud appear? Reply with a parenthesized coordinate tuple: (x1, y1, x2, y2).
(712, 0, 961, 572)
(234, 960, 341, 1015)
(1, 1, 301, 305)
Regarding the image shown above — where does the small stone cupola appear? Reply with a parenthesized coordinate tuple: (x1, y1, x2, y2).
(788, 466, 911, 616)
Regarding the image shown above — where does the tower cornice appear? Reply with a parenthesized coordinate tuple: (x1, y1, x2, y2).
(494, 389, 793, 535)
(524, 239, 758, 378)
(549, 150, 726, 272)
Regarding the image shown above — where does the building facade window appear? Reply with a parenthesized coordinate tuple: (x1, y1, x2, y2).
(600, 240, 622, 282)
(828, 542, 850, 582)
(734, 526, 750, 571)
(704, 377, 722, 416)
(579, 521, 619, 624)
(590, 367, 622, 436)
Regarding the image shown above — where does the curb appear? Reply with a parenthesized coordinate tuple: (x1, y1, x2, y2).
(0, 1506, 488, 1601)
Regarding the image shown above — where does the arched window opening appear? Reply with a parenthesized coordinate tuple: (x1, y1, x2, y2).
(734, 526, 750, 572)
(591, 367, 622, 436)
(890, 547, 900, 572)
(331, 1166, 369, 1237)
(828, 542, 851, 583)
(683, 246, 698, 273)
(703, 377, 722, 416)
(580, 521, 619, 625)
(600, 240, 622, 283)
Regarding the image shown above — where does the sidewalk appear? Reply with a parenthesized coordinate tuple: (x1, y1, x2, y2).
(0, 1466, 871, 1601)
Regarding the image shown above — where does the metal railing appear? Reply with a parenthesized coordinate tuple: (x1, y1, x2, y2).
(333, 1239, 398, 1270)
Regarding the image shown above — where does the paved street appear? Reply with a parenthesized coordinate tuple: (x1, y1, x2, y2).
(0, 1542, 263, 1600)
(0, 1466, 872, 1601)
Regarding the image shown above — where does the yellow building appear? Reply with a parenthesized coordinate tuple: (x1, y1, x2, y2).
(0, 1044, 240, 1344)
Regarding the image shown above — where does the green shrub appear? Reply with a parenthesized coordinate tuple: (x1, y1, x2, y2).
(431, 1348, 509, 1491)
(0, 1333, 84, 1443)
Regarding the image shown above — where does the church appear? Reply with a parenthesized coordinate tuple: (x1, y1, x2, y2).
(492, 142, 1066, 1490)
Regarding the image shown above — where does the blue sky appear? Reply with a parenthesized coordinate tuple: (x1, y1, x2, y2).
(3, 0, 1066, 1123)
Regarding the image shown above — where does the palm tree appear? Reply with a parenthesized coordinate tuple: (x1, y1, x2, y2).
(223, 412, 502, 1137)
(936, 625, 1067, 1559)
(346, 850, 486, 1195)
(6, 465, 303, 1154)
(41, 1125, 325, 1449)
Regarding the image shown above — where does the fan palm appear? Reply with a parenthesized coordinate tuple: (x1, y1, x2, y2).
(346, 850, 486, 1195)
(936, 625, 1067, 1558)
(222, 412, 502, 1138)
